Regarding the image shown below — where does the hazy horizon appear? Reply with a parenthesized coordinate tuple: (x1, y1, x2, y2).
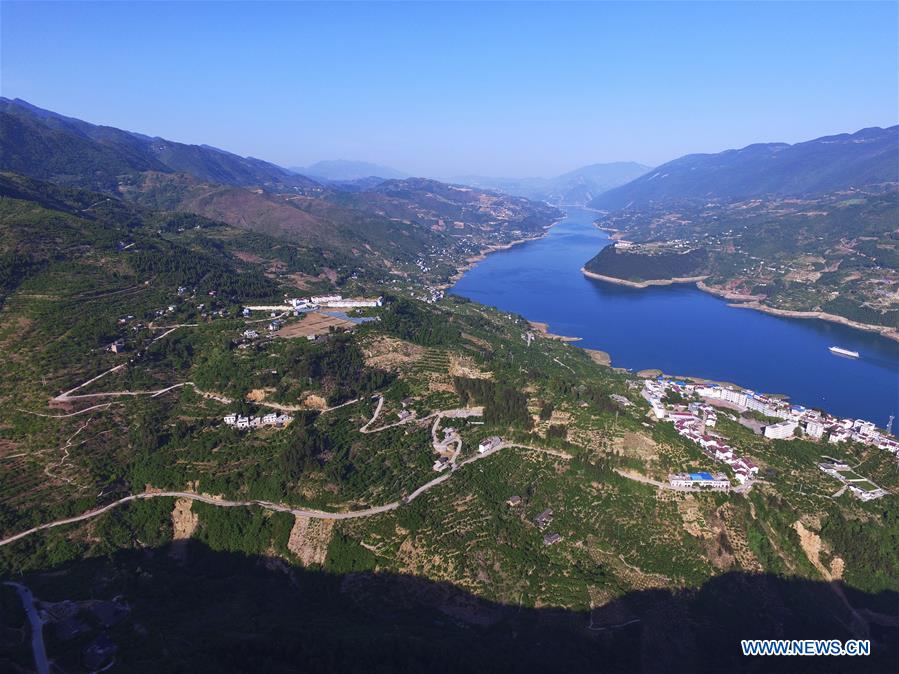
(2, 1, 896, 178)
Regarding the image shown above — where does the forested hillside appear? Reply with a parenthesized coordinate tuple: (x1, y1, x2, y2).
(590, 126, 899, 211)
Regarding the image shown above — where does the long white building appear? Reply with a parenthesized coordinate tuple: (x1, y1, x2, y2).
(764, 420, 798, 440)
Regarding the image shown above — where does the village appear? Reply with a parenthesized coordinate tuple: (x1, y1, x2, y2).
(243, 293, 383, 316)
(642, 376, 894, 500)
(223, 411, 293, 430)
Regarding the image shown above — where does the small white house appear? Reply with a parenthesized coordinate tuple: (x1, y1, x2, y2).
(478, 436, 502, 454)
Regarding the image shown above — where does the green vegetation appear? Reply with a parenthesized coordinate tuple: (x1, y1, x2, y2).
(0, 102, 896, 671)
(377, 297, 460, 346)
(585, 245, 709, 281)
(592, 187, 899, 329)
(822, 501, 899, 598)
(454, 377, 532, 429)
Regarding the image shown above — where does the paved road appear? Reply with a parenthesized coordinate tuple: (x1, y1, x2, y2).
(5, 582, 50, 674)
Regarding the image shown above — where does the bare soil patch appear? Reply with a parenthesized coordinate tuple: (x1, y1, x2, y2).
(793, 520, 844, 581)
(448, 354, 492, 380)
(275, 312, 356, 339)
(171, 498, 199, 547)
(288, 515, 334, 566)
(362, 336, 426, 370)
(584, 349, 611, 366)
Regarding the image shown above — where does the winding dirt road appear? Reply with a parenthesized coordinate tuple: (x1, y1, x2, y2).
(0, 441, 570, 549)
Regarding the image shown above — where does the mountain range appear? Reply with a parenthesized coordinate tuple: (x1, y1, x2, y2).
(0, 98, 560, 281)
(0, 98, 318, 194)
(2, 97, 898, 674)
(589, 126, 899, 211)
(454, 161, 652, 205)
(583, 125, 899, 333)
(290, 159, 409, 182)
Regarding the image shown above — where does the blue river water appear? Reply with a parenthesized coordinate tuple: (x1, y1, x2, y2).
(452, 207, 899, 425)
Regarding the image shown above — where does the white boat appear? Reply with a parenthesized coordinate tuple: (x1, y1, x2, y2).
(829, 346, 859, 358)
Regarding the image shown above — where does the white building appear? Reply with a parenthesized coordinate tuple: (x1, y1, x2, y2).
(668, 472, 730, 490)
(720, 388, 749, 409)
(323, 297, 383, 308)
(804, 420, 826, 440)
(764, 420, 798, 440)
(829, 428, 851, 444)
(478, 436, 502, 453)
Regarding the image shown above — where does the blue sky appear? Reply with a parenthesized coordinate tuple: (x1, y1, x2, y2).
(2, 1, 896, 177)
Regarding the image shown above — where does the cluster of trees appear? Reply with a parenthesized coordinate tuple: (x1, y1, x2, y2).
(585, 245, 709, 281)
(192, 502, 294, 558)
(279, 335, 393, 405)
(546, 424, 568, 440)
(279, 412, 329, 480)
(547, 380, 618, 414)
(131, 245, 276, 299)
(236, 232, 337, 276)
(454, 377, 532, 429)
(378, 298, 460, 346)
(821, 502, 899, 598)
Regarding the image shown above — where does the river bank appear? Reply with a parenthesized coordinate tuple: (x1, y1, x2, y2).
(453, 206, 899, 424)
(726, 301, 899, 344)
(528, 320, 582, 342)
(438, 218, 565, 290)
(583, 269, 899, 343)
(693, 280, 899, 343)
(581, 267, 709, 288)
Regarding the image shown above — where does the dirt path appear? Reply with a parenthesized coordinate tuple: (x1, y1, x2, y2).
(0, 437, 568, 549)
(359, 395, 385, 432)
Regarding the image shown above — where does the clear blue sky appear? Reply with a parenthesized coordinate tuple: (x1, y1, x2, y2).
(2, 1, 896, 178)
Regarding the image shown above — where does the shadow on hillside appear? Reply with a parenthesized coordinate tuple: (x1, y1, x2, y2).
(4, 541, 898, 673)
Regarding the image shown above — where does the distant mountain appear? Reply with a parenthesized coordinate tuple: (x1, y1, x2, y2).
(453, 162, 651, 205)
(0, 97, 318, 193)
(0, 99, 561, 284)
(292, 159, 408, 182)
(589, 126, 899, 211)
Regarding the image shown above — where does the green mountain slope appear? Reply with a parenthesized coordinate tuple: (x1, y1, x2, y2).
(0, 173, 897, 671)
(590, 126, 898, 211)
(0, 98, 319, 192)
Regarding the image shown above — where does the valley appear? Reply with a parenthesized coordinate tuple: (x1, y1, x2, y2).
(0, 100, 897, 673)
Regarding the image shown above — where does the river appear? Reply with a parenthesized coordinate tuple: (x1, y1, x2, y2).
(452, 207, 899, 425)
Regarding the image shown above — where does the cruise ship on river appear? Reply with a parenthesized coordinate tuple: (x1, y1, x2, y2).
(829, 346, 860, 358)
